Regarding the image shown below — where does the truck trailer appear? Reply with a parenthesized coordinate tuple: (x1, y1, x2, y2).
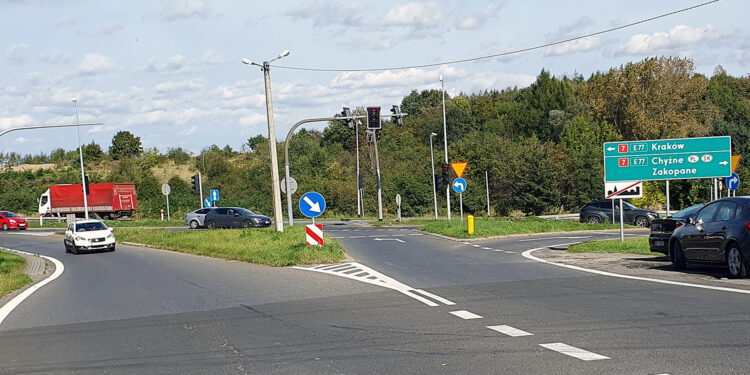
(38, 183, 137, 219)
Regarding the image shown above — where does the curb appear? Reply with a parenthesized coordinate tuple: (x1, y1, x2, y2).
(0, 249, 64, 326)
(420, 227, 649, 242)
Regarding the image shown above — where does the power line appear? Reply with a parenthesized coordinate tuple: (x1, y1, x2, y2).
(271, 0, 719, 73)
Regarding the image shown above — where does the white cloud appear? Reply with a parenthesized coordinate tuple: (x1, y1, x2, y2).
(145, 50, 222, 75)
(159, 0, 212, 22)
(39, 50, 71, 65)
(548, 16, 595, 39)
(15, 137, 28, 143)
(78, 53, 114, 74)
(286, 2, 365, 28)
(546, 37, 601, 56)
(154, 79, 204, 93)
(6, 44, 29, 65)
(77, 24, 126, 37)
(0, 114, 34, 130)
(384, 2, 444, 27)
(617, 24, 733, 55)
(332, 67, 458, 89)
(179, 125, 198, 136)
(457, 3, 502, 30)
(734, 49, 750, 66)
(239, 112, 266, 126)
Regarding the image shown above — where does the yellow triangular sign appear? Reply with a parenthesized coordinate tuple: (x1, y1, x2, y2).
(732, 155, 741, 173)
(451, 162, 467, 178)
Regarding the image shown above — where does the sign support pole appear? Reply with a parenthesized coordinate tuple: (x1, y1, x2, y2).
(459, 193, 463, 221)
(285, 165, 294, 226)
(612, 199, 616, 224)
(198, 171, 204, 209)
(619, 199, 624, 242)
(485, 171, 490, 217)
(166, 194, 170, 221)
(355, 120, 362, 217)
(666, 180, 670, 217)
(373, 133, 383, 221)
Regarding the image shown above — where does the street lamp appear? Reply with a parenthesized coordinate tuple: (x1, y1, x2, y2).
(73, 99, 89, 220)
(440, 74, 451, 220)
(242, 50, 290, 232)
(429, 132, 438, 220)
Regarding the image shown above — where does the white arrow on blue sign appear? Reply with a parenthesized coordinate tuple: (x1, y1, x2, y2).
(452, 177, 467, 193)
(299, 191, 326, 218)
(726, 172, 740, 191)
(204, 197, 213, 208)
(210, 189, 220, 201)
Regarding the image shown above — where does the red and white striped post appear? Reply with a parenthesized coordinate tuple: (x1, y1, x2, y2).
(305, 224, 323, 247)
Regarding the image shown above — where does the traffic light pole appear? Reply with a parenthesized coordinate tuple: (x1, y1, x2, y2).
(373, 133, 383, 221)
(441, 75, 451, 221)
(355, 120, 362, 217)
(198, 172, 204, 209)
(429, 134, 438, 220)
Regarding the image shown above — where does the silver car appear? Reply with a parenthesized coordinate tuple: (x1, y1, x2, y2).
(186, 208, 212, 229)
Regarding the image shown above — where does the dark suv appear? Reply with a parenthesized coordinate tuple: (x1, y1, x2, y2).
(203, 207, 271, 229)
(579, 200, 658, 227)
(670, 197, 750, 278)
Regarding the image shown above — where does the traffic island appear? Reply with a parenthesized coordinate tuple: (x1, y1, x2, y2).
(416, 217, 627, 239)
(0, 249, 51, 302)
(114, 226, 345, 266)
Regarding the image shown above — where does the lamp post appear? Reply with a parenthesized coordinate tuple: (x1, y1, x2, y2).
(440, 74, 451, 220)
(429, 132, 438, 220)
(72, 99, 89, 220)
(242, 50, 289, 232)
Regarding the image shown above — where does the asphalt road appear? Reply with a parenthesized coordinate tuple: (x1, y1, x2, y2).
(1, 224, 749, 374)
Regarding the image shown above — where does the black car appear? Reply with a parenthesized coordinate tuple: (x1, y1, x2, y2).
(648, 203, 705, 254)
(203, 207, 272, 229)
(579, 200, 659, 227)
(669, 197, 750, 278)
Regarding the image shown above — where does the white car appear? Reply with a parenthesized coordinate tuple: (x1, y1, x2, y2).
(64, 219, 116, 254)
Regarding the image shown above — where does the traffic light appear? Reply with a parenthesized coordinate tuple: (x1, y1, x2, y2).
(375, 129, 381, 140)
(84, 175, 90, 195)
(441, 164, 450, 187)
(488, 172, 495, 189)
(191, 174, 200, 192)
(390, 105, 404, 126)
(366, 106, 381, 130)
(434, 175, 441, 191)
(358, 175, 364, 189)
(341, 107, 354, 131)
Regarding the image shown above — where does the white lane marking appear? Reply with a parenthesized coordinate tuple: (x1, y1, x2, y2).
(374, 238, 405, 243)
(482, 247, 493, 250)
(471, 244, 482, 248)
(519, 236, 592, 242)
(331, 236, 345, 239)
(408, 233, 423, 236)
(349, 235, 365, 238)
(539, 343, 610, 361)
(522, 243, 750, 295)
(294, 262, 454, 307)
(413, 289, 455, 305)
(6, 231, 57, 237)
(462, 242, 472, 245)
(449, 310, 483, 319)
(0, 249, 65, 326)
(487, 325, 534, 337)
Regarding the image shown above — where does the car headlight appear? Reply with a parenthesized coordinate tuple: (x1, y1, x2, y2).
(9, 219, 16, 223)
(107, 233, 115, 239)
(75, 236, 86, 242)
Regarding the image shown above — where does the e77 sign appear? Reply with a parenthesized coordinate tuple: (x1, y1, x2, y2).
(603, 136, 731, 182)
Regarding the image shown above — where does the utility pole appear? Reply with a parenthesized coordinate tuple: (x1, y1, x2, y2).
(441, 74, 451, 220)
(73, 99, 89, 220)
(198, 171, 204, 209)
(356, 120, 362, 217)
(485, 171, 490, 217)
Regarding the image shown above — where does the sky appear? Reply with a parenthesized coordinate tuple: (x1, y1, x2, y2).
(0, 0, 747, 156)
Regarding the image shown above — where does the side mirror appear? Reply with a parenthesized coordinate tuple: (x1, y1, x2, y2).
(108, 227, 113, 232)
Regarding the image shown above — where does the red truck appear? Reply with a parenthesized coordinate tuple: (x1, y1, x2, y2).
(38, 183, 137, 219)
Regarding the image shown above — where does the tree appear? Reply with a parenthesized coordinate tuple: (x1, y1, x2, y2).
(109, 131, 143, 160)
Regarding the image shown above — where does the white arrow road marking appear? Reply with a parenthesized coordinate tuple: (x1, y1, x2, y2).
(374, 238, 405, 243)
(303, 196, 321, 213)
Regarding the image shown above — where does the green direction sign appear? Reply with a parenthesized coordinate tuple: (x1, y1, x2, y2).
(604, 136, 731, 182)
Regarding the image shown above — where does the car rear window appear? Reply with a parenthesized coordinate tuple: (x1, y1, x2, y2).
(196, 209, 210, 214)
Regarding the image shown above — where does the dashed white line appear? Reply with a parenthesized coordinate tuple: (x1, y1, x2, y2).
(449, 310, 483, 320)
(539, 343, 610, 361)
(482, 247, 493, 250)
(487, 325, 533, 337)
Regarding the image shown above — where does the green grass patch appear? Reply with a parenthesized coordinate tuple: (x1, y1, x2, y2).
(415, 217, 627, 239)
(0, 249, 33, 298)
(29, 218, 188, 229)
(113, 226, 345, 266)
(566, 237, 661, 256)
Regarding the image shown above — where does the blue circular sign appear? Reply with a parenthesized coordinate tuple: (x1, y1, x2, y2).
(726, 172, 740, 191)
(452, 177, 467, 193)
(299, 191, 326, 218)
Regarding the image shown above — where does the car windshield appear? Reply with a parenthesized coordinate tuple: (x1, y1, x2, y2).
(2, 212, 19, 217)
(75, 222, 108, 232)
(672, 204, 705, 219)
(622, 202, 637, 210)
(237, 208, 255, 215)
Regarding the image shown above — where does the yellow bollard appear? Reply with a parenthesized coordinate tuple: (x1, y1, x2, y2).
(468, 215, 474, 235)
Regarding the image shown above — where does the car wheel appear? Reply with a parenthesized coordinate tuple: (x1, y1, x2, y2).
(726, 244, 747, 279)
(670, 241, 686, 270)
(110, 245, 116, 252)
(189, 220, 199, 229)
(1, 223, 8, 231)
(634, 216, 649, 227)
(586, 215, 602, 224)
(206, 220, 216, 229)
(64, 241, 71, 253)
(243, 220, 252, 228)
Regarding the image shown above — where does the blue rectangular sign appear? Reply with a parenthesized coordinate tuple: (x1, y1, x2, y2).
(603, 136, 731, 182)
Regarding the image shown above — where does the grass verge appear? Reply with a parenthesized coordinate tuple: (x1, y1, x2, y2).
(566, 237, 661, 256)
(0, 249, 33, 298)
(414, 217, 628, 239)
(113, 226, 345, 266)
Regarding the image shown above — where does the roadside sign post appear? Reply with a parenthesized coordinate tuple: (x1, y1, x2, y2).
(396, 194, 402, 222)
(161, 183, 171, 221)
(281, 176, 298, 226)
(299, 191, 326, 226)
(619, 199, 624, 242)
(666, 180, 670, 217)
(452, 177, 467, 221)
(605, 181, 642, 241)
